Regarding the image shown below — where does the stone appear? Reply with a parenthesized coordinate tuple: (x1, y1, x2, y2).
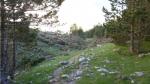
(100, 73, 106, 76)
(79, 57, 86, 63)
(75, 70, 83, 77)
(94, 66, 100, 69)
(30, 81, 33, 84)
(36, 73, 41, 76)
(7, 76, 11, 80)
(79, 57, 91, 64)
(81, 61, 89, 65)
(97, 44, 102, 48)
(138, 54, 145, 58)
(97, 68, 109, 73)
(87, 57, 91, 61)
(103, 65, 106, 67)
(109, 71, 119, 74)
(86, 73, 92, 77)
(138, 53, 150, 58)
(75, 76, 81, 80)
(131, 80, 135, 84)
(49, 79, 57, 83)
(14, 72, 19, 76)
(134, 72, 144, 77)
(48, 75, 53, 79)
(61, 74, 69, 79)
(121, 76, 131, 80)
(90, 48, 94, 51)
(113, 48, 120, 52)
(59, 61, 69, 66)
(104, 59, 111, 64)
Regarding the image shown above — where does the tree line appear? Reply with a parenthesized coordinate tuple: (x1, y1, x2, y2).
(103, 0, 150, 54)
(70, 0, 150, 54)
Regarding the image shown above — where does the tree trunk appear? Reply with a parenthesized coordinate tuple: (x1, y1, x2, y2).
(130, 23, 135, 53)
(9, 6, 16, 80)
(1, 0, 9, 84)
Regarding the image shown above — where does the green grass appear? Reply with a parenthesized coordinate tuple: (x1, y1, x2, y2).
(142, 41, 150, 52)
(15, 49, 82, 84)
(76, 43, 150, 84)
(15, 43, 150, 84)
(15, 56, 69, 84)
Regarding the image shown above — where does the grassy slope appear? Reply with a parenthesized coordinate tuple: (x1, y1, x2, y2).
(15, 50, 81, 84)
(77, 43, 150, 84)
(15, 43, 150, 84)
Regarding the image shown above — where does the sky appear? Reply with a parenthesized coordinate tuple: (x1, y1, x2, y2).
(40, 0, 111, 32)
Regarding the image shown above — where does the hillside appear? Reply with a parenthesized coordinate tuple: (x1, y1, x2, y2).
(15, 43, 150, 84)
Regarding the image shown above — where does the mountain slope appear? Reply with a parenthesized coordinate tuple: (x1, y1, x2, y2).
(15, 43, 150, 84)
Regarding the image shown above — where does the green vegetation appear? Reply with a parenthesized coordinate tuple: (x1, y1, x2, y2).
(15, 56, 69, 84)
(15, 50, 81, 84)
(15, 43, 150, 84)
(77, 43, 150, 84)
(1, 0, 150, 84)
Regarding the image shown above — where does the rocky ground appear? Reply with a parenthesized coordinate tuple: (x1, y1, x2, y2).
(15, 43, 150, 84)
(49, 55, 90, 84)
(49, 44, 147, 84)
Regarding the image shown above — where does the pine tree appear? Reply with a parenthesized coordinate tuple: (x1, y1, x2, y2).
(1, 0, 64, 83)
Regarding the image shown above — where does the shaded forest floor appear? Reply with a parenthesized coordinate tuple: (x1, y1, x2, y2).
(15, 43, 150, 84)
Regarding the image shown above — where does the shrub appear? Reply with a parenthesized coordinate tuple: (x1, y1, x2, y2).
(19, 55, 45, 68)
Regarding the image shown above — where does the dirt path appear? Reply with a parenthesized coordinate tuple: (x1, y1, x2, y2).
(49, 55, 86, 84)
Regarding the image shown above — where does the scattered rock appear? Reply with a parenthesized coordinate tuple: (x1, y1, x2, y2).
(79, 57, 86, 63)
(59, 61, 69, 66)
(7, 76, 11, 80)
(75, 76, 81, 80)
(81, 61, 89, 65)
(121, 76, 131, 80)
(45, 55, 53, 60)
(14, 72, 19, 76)
(100, 73, 106, 76)
(48, 75, 53, 79)
(75, 70, 83, 77)
(103, 65, 106, 67)
(113, 48, 120, 52)
(138, 54, 145, 58)
(134, 72, 144, 77)
(131, 79, 135, 84)
(109, 71, 119, 74)
(138, 52, 150, 58)
(94, 66, 100, 69)
(61, 74, 69, 79)
(90, 48, 94, 51)
(104, 59, 111, 64)
(85, 73, 94, 77)
(36, 73, 41, 76)
(49, 79, 57, 83)
(97, 44, 102, 48)
(97, 67, 109, 73)
(79, 57, 90, 63)
(29, 81, 33, 84)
